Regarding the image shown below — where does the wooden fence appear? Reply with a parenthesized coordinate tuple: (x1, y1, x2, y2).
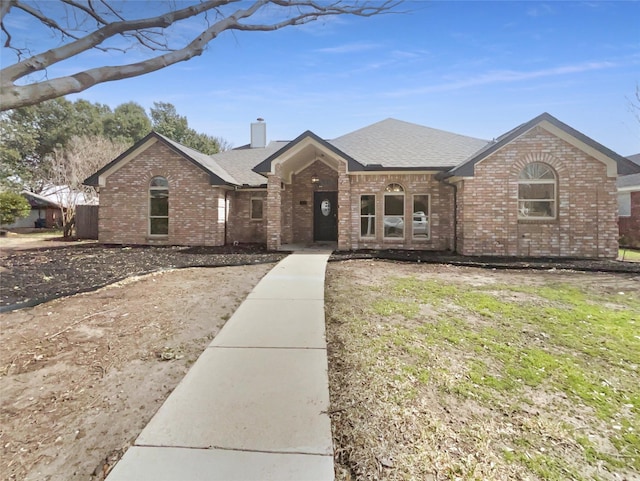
(76, 205, 99, 239)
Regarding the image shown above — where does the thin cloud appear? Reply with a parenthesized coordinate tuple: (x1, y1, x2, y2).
(527, 4, 555, 17)
(315, 42, 380, 54)
(384, 60, 619, 97)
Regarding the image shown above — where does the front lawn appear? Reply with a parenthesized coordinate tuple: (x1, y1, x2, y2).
(326, 261, 639, 480)
(619, 248, 640, 262)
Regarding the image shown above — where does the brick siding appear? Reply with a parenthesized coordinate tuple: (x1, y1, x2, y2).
(347, 173, 454, 251)
(99, 128, 620, 258)
(99, 141, 225, 246)
(456, 127, 618, 258)
(226, 190, 267, 244)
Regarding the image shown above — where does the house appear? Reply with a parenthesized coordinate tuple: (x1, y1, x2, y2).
(1, 191, 61, 229)
(618, 154, 640, 247)
(84, 113, 640, 258)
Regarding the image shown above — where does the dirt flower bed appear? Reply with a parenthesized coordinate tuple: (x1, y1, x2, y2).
(325, 260, 640, 480)
(0, 244, 287, 310)
(0, 264, 276, 481)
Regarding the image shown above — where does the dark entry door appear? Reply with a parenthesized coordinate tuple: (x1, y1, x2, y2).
(313, 191, 338, 241)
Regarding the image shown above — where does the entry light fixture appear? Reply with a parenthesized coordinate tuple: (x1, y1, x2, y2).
(311, 173, 320, 184)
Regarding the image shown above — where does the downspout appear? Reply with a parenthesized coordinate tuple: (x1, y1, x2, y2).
(441, 178, 458, 253)
(224, 189, 229, 246)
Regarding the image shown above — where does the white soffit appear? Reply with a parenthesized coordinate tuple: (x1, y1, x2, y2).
(272, 137, 349, 182)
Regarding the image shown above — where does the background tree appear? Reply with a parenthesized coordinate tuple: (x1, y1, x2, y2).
(103, 102, 151, 144)
(1, 98, 229, 194)
(150, 102, 190, 143)
(0, 0, 397, 110)
(0, 191, 31, 225)
(50, 135, 129, 237)
(151, 101, 228, 154)
(0, 98, 78, 192)
(0, 97, 115, 192)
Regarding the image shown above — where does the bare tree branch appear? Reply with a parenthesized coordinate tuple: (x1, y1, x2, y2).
(0, 0, 13, 24)
(13, 1, 80, 40)
(0, 0, 400, 111)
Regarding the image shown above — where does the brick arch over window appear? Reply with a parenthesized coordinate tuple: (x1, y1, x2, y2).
(511, 152, 567, 177)
(516, 162, 558, 219)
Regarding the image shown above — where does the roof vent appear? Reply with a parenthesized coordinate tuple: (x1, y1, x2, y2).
(251, 118, 266, 148)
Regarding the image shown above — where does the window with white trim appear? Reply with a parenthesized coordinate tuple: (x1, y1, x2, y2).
(412, 194, 430, 240)
(360, 195, 376, 238)
(149, 176, 169, 235)
(518, 163, 556, 219)
(250, 198, 263, 220)
(384, 183, 404, 238)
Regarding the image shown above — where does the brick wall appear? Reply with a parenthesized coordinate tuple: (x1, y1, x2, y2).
(99, 141, 225, 246)
(619, 191, 640, 247)
(266, 165, 282, 250)
(226, 190, 267, 244)
(456, 127, 618, 258)
(347, 173, 454, 251)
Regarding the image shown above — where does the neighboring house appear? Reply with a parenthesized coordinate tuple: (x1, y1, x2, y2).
(1, 191, 61, 229)
(84, 113, 640, 258)
(618, 154, 640, 247)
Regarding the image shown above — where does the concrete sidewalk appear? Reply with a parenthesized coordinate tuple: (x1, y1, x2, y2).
(107, 253, 334, 481)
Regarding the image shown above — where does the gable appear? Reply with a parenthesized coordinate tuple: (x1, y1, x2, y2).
(448, 113, 637, 178)
(253, 131, 364, 182)
(84, 132, 238, 187)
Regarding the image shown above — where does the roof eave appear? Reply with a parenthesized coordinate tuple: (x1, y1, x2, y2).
(83, 131, 240, 187)
(448, 113, 638, 177)
(253, 130, 365, 175)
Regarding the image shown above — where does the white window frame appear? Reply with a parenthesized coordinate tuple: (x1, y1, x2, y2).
(383, 183, 405, 239)
(149, 176, 169, 236)
(250, 197, 264, 220)
(359, 194, 376, 238)
(412, 194, 430, 240)
(518, 163, 557, 220)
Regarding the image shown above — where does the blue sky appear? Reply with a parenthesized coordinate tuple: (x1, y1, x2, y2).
(3, 1, 640, 155)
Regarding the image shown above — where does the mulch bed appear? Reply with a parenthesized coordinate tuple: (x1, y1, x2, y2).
(332, 249, 640, 274)
(0, 244, 288, 311)
(2, 244, 638, 312)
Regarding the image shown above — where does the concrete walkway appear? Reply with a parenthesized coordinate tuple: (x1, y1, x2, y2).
(107, 252, 334, 481)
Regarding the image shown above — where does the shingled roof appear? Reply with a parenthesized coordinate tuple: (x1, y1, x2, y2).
(448, 113, 638, 177)
(86, 115, 637, 189)
(329, 118, 488, 170)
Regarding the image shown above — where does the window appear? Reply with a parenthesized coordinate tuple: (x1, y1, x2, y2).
(251, 198, 263, 220)
(149, 176, 169, 235)
(384, 183, 404, 238)
(518, 163, 556, 219)
(412, 194, 430, 240)
(618, 192, 631, 217)
(360, 195, 376, 237)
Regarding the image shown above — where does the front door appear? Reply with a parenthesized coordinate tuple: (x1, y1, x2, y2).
(313, 191, 338, 241)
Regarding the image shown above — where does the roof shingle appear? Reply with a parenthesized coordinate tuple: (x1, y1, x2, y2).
(329, 118, 488, 169)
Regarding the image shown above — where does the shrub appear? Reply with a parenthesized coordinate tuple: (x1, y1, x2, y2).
(0, 192, 31, 225)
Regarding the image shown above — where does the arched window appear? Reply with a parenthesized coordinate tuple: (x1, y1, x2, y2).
(518, 163, 556, 219)
(384, 183, 405, 238)
(149, 176, 169, 235)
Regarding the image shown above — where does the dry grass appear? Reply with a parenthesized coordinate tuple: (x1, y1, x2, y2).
(326, 260, 640, 481)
